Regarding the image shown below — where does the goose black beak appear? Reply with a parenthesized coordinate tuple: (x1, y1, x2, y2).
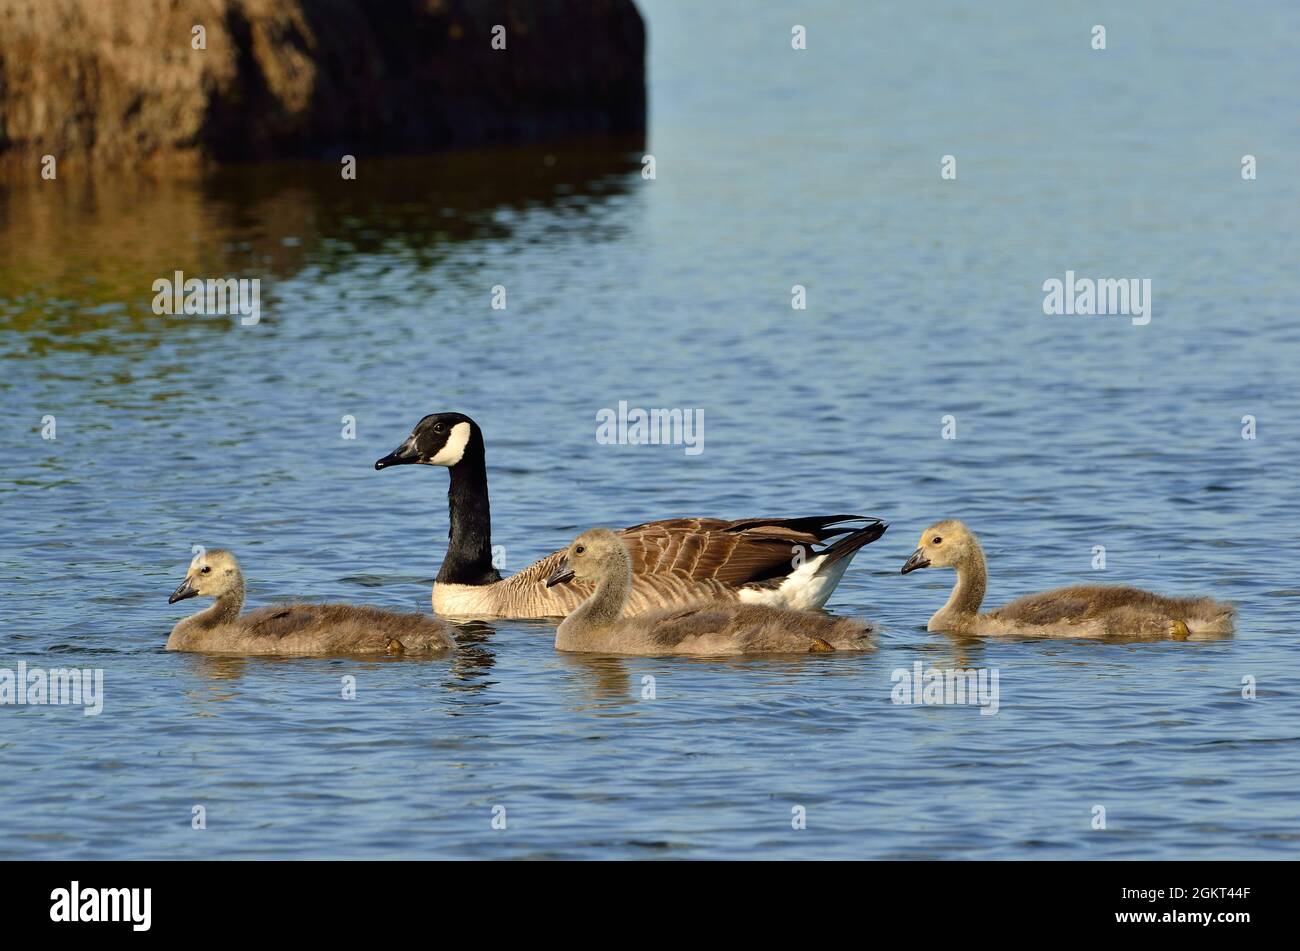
(375, 437, 419, 470)
(901, 549, 931, 574)
(545, 559, 575, 588)
(168, 577, 199, 604)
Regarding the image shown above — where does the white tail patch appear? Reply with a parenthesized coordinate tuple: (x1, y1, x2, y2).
(739, 554, 850, 611)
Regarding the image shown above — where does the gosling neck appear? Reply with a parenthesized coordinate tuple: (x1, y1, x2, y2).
(558, 559, 633, 648)
(932, 544, 988, 628)
(437, 442, 501, 587)
(188, 587, 245, 628)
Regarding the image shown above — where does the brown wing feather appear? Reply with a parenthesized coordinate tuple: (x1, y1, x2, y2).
(487, 515, 880, 617)
(618, 517, 824, 585)
(503, 517, 822, 592)
(255, 604, 451, 651)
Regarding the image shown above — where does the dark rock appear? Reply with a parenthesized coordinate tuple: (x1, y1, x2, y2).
(0, 0, 645, 176)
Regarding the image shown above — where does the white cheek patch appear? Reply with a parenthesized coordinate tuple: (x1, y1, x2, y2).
(429, 421, 472, 466)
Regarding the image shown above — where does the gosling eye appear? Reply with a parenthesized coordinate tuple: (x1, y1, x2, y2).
(931, 536, 943, 545)
(574, 545, 585, 555)
(200, 566, 212, 574)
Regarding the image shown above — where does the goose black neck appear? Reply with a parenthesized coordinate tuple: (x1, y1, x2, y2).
(438, 449, 501, 586)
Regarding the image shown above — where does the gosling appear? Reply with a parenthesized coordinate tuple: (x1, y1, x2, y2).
(900, 520, 1235, 639)
(545, 528, 875, 655)
(167, 549, 456, 655)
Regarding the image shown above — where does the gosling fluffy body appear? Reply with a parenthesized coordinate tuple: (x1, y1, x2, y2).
(901, 520, 1235, 639)
(547, 529, 875, 655)
(167, 549, 455, 655)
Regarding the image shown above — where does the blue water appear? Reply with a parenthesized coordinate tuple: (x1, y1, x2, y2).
(1, 0, 1298, 858)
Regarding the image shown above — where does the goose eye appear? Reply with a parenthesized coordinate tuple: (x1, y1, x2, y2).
(201, 566, 211, 574)
(931, 536, 942, 545)
(432, 423, 443, 433)
(575, 545, 585, 555)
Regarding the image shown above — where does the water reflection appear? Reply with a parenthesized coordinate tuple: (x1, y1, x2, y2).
(557, 649, 886, 712)
(0, 137, 643, 355)
(178, 654, 250, 683)
(559, 653, 635, 705)
(178, 655, 246, 716)
(169, 621, 495, 698)
(444, 620, 499, 691)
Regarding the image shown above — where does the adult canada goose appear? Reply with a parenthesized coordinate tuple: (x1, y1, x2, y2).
(545, 529, 875, 655)
(166, 549, 456, 655)
(900, 520, 1236, 639)
(374, 412, 888, 619)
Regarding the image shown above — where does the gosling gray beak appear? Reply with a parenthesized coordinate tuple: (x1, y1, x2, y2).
(901, 549, 931, 574)
(169, 577, 199, 604)
(375, 436, 419, 470)
(545, 558, 575, 588)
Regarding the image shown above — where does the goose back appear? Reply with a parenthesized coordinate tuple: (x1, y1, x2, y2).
(433, 515, 886, 618)
(987, 585, 1236, 639)
(168, 603, 456, 655)
(557, 601, 876, 655)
